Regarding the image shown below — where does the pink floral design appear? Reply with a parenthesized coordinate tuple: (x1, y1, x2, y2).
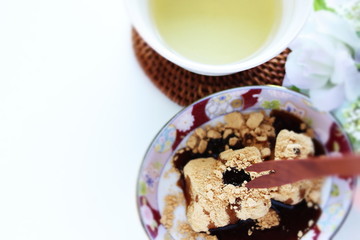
(141, 204, 155, 225)
(139, 196, 161, 238)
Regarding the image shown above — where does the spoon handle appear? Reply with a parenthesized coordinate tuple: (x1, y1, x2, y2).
(245, 154, 360, 189)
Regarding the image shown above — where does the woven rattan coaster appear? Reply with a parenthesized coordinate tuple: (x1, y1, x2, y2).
(132, 29, 290, 106)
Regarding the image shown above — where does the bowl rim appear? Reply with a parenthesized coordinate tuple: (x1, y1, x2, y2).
(135, 85, 356, 239)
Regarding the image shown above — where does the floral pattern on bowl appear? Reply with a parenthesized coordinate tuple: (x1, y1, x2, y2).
(137, 86, 355, 240)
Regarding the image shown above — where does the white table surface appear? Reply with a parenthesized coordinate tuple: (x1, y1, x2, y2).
(0, 0, 358, 239)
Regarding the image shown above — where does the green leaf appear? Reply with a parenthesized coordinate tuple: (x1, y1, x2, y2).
(261, 100, 281, 110)
(153, 161, 163, 170)
(331, 184, 340, 197)
(356, 63, 360, 70)
(139, 181, 147, 195)
(288, 85, 302, 93)
(314, 0, 335, 12)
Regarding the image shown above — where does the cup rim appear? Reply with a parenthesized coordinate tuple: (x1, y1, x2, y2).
(125, 0, 313, 76)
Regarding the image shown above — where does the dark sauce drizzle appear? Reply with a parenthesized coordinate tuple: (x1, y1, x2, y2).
(173, 110, 325, 240)
(173, 133, 244, 172)
(271, 110, 325, 156)
(210, 200, 321, 240)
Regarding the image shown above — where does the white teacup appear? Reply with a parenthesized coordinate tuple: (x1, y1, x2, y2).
(126, 0, 312, 76)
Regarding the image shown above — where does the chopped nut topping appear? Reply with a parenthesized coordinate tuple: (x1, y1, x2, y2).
(261, 148, 271, 158)
(207, 129, 222, 139)
(256, 209, 280, 230)
(224, 112, 244, 129)
(195, 128, 207, 139)
(228, 137, 239, 146)
(308, 219, 314, 227)
(198, 140, 208, 154)
(246, 112, 264, 129)
(187, 135, 199, 149)
(160, 193, 185, 230)
(256, 135, 268, 142)
(223, 129, 233, 139)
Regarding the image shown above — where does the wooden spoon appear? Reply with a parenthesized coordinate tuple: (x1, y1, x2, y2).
(245, 154, 360, 189)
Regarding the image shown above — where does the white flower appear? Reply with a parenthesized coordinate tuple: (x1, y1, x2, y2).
(173, 108, 194, 132)
(285, 10, 360, 111)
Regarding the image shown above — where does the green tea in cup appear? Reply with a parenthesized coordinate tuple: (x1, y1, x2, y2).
(150, 0, 282, 65)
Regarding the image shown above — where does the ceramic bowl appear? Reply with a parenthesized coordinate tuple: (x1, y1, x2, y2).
(137, 86, 355, 239)
(125, 0, 313, 76)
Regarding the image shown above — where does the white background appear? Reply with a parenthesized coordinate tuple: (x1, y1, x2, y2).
(0, 0, 359, 239)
